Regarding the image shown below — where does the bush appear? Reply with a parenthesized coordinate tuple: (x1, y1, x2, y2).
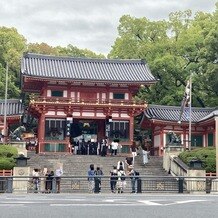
(0, 144, 18, 170)
(0, 158, 16, 170)
(178, 147, 216, 173)
(0, 145, 18, 158)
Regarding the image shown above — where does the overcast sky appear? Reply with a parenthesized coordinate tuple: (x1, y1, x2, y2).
(0, 0, 217, 55)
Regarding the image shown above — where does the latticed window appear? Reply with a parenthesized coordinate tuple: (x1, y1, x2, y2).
(44, 118, 66, 140)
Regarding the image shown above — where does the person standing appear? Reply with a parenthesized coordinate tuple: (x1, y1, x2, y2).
(110, 166, 118, 193)
(117, 160, 125, 171)
(45, 170, 54, 193)
(101, 138, 108, 156)
(142, 147, 149, 165)
(125, 156, 133, 172)
(128, 168, 139, 193)
(55, 165, 63, 193)
(81, 139, 87, 155)
(131, 141, 137, 166)
(111, 140, 118, 156)
(94, 166, 103, 193)
(32, 168, 40, 192)
(87, 164, 95, 193)
(117, 166, 126, 193)
(40, 168, 47, 193)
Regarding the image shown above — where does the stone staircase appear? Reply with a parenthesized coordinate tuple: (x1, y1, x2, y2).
(26, 151, 173, 193)
(27, 151, 167, 176)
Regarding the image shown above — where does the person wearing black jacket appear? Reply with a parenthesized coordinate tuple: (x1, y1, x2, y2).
(94, 167, 103, 193)
(45, 170, 54, 193)
(110, 166, 118, 193)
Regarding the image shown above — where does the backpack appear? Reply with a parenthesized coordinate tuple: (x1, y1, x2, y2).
(120, 172, 126, 181)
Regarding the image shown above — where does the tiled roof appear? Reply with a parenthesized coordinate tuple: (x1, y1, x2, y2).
(198, 109, 218, 122)
(21, 53, 156, 83)
(0, 99, 24, 116)
(144, 105, 216, 123)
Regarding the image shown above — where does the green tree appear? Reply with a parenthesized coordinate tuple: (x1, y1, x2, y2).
(27, 42, 58, 55)
(0, 27, 27, 99)
(109, 7, 218, 107)
(55, 44, 105, 58)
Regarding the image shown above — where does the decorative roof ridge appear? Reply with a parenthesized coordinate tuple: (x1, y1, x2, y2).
(23, 52, 146, 64)
(148, 104, 215, 112)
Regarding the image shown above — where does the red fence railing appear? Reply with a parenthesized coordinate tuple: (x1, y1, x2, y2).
(0, 170, 13, 176)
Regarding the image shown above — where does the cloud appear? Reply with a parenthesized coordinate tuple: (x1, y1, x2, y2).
(0, 0, 217, 55)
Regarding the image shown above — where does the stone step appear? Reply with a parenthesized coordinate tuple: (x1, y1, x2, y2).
(27, 152, 167, 177)
(26, 151, 177, 193)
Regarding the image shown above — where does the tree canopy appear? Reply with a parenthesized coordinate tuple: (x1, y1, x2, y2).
(109, 5, 218, 107)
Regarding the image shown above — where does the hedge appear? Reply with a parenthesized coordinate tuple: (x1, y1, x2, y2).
(0, 144, 18, 170)
(178, 147, 216, 173)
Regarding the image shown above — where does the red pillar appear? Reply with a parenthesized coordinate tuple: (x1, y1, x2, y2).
(38, 113, 45, 153)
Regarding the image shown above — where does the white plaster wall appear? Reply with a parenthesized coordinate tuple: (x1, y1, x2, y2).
(82, 112, 95, 116)
(111, 113, 119, 118)
(63, 90, 67, 97)
(154, 135, 160, 148)
(120, 114, 130, 118)
(72, 112, 81, 116)
(45, 111, 55, 115)
(71, 92, 75, 98)
(125, 93, 129, 100)
(96, 112, 104, 117)
(57, 111, 66, 116)
(109, 92, 113, 99)
(102, 93, 106, 100)
(47, 90, 51, 97)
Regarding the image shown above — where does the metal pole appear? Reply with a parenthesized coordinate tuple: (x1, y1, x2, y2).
(3, 62, 8, 143)
(188, 74, 192, 151)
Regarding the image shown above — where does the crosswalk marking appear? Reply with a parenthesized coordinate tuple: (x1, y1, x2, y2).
(164, 200, 206, 206)
(138, 200, 162, 205)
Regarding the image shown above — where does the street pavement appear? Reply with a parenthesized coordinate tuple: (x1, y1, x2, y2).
(0, 193, 217, 218)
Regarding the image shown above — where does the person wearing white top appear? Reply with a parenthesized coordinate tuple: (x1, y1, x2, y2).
(142, 148, 149, 165)
(32, 169, 40, 192)
(55, 167, 63, 193)
(111, 140, 118, 155)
